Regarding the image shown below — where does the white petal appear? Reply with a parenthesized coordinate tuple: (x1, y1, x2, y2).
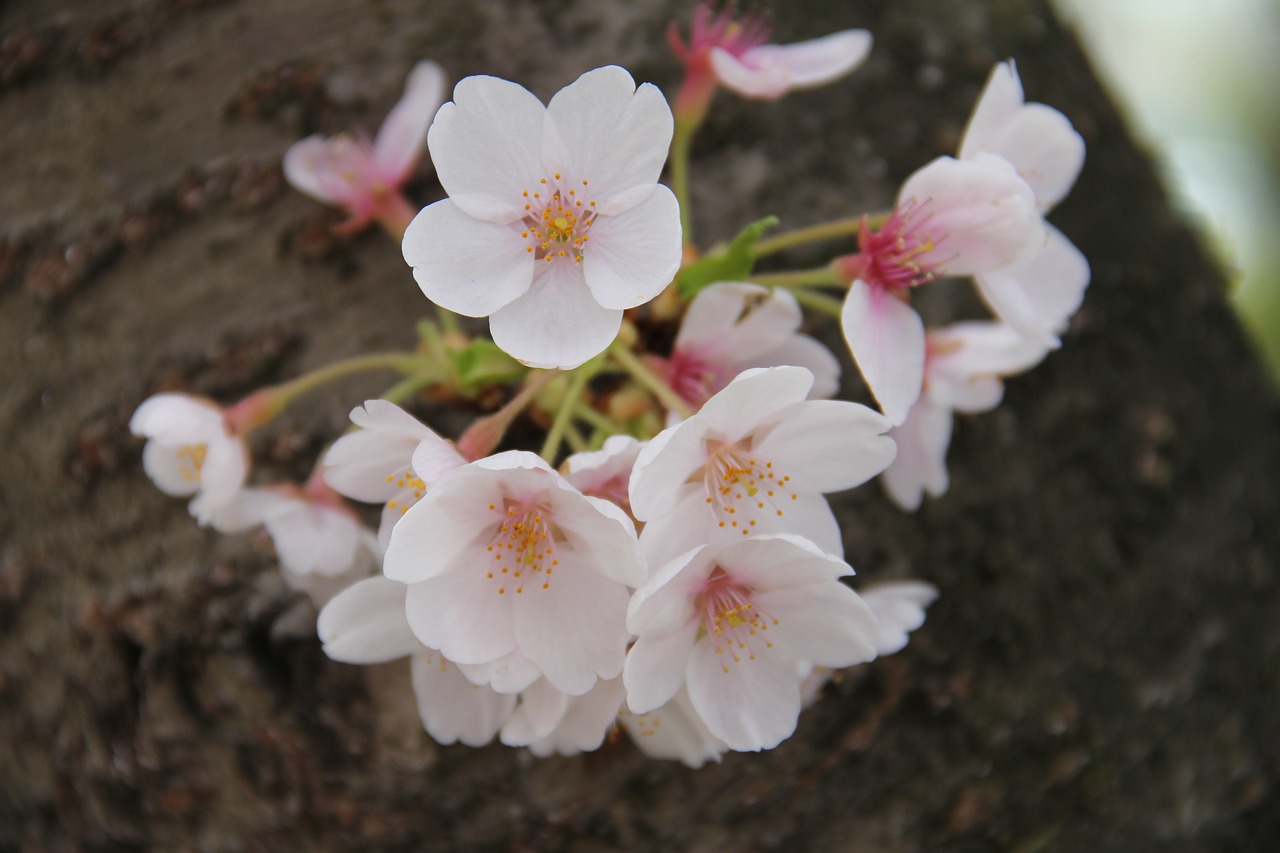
(542, 66, 673, 214)
(547, 492, 644, 588)
(841, 279, 926, 426)
(500, 679, 571, 745)
(206, 486, 288, 533)
(714, 29, 872, 99)
(755, 584, 880, 668)
(373, 60, 446, 183)
(959, 62, 1024, 162)
(620, 688, 726, 767)
(715, 534, 850, 591)
(193, 435, 249, 514)
(753, 399, 895, 493)
(898, 154, 1044, 276)
(457, 649, 542, 694)
(694, 365, 813, 439)
(404, 570, 516, 665)
(676, 282, 771, 350)
(512, 557, 631, 695)
(411, 651, 516, 746)
(623, 618, 700, 714)
(266, 503, 362, 577)
(427, 75, 546, 222)
(628, 421, 708, 523)
(753, 333, 842, 399)
(880, 400, 953, 511)
(130, 393, 223, 440)
(410, 437, 467, 485)
(686, 643, 802, 751)
(488, 258, 622, 369)
(318, 576, 421, 664)
(975, 225, 1089, 344)
(626, 545, 710, 636)
(141, 441, 201, 497)
(382, 467, 500, 584)
(861, 580, 938, 656)
(528, 676, 627, 755)
(282, 136, 375, 208)
(581, 185, 682, 310)
(402, 199, 533, 318)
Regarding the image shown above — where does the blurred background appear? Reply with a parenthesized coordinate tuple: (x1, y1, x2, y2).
(1055, 0, 1280, 379)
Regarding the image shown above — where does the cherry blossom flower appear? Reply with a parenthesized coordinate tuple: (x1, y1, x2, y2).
(284, 61, 446, 232)
(618, 686, 727, 767)
(624, 534, 880, 752)
(838, 154, 1044, 424)
(322, 400, 466, 550)
(403, 66, 682, 369)
(881, 322, 1049, 510)
(629, 366, 895, 565)
(130, 393, 250, 524)
(670, 3, 872, 110)
(502, 676, 627, 758)
(661, 282, 840, 410)
(210, 477, 380, 606)
(383, 450, 646, 695)
(318, 576, 516, 746)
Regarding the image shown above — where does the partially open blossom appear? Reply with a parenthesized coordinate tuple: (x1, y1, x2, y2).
(284, 61, 446, 232)
(322, 400, 466, 550)
(838, 154, 1044, 424)
(383, 450, 646, 695)
(881, 322, 1049, 510)
(629, 366, 895, 565)
(319, 576, 516, 746)
(624, 534, 880, 752)
(562, 435, 644, 520)
(210, 477, 379, 605)
(403, 66, 682, 369)
(130, 393, 250, 524)
(670, 3, 871, 118)
(662, 282, 840, 410)
(960, 62, 1090, 345)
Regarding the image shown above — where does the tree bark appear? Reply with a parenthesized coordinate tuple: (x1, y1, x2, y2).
(2, 0, 1277, 850)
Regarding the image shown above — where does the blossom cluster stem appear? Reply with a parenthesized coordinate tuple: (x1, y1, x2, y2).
(786, 286, 846, 319)
(573, 402, 622, 436)
(750, 265, 842, 289)
(372, 191, 421, 241)
(458, 369, 556, 461)
(540, 357, 603, 463)
(669, 117, 699, 250)
(608, 341, 695, 420)
(227, 351, 439, 434)
(752, 211, 892, 258)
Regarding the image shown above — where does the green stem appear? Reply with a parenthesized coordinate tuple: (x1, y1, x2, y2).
(379, 372, 438, 406)
(750, 266, 841, 288)
(608, 341, 694, 420)
(573, 403, 622, 436)
(564, 424, 588, 454)
(540, 358, 602, 463)
(753, 211, 893, 258)
(670, 118, 697, 247)
(458, 370, 555, 460)
(787, 287, 846, 319)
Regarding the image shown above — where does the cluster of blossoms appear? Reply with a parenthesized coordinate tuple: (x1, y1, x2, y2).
(130, 5, 1086, 764)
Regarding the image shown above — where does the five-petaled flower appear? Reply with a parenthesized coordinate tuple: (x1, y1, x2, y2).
(624, 534, 881, 752)
(284, 61, 446, 233)
(403, 66, 682, 369)
(383, 450, 646, 695)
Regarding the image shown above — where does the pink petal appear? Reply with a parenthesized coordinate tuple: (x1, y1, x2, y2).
(488, 258, 622, 369)
(711, 30, 872, 100)
(580, 185, 682, 310)
(542, 66, 673, 214)
(880, 399, 952, 511)
(402, 199, 533, 318)
(840, 279, 926, 425)
(428, 75, 547, 222)
(283, 136, 377, 209)
(373, 61, 446, 184)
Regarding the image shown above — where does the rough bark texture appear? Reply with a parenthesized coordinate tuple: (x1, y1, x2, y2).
(2, 0, 1277, 850)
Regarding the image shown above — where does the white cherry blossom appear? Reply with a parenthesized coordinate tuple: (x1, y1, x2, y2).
(663, 283, 840, 410)
(618, 686, 727, 767)
(629, 366, 895, 565)
(624, 534, 880, 752)
(960, 61, 1090, 345)
(838, 154, 1044, 425)
(130, 393, 250, 525)
(403, 66, 682, 369)
(322, 400, 466, 550)
(502, 676, 627, 758)
(284, 61, 445, 231)
(882, 322, 1049, 510)
(383, 450, 646, 695)
(562, 434, 644, 520)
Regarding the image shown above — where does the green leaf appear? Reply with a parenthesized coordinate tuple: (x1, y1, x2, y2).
(676, 215, 780, 299)
(450, 339, 527, 395)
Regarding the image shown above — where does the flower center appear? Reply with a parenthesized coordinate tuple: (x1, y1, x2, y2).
(701, 440, 798, 534)
(519, 174, 598, 264)
(178, 444, 207, 482)
(484, 500, 560, 595)
(384, 469, 427, 515)
(858, 200, 951, 290)
(697, 566, 777, 672)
